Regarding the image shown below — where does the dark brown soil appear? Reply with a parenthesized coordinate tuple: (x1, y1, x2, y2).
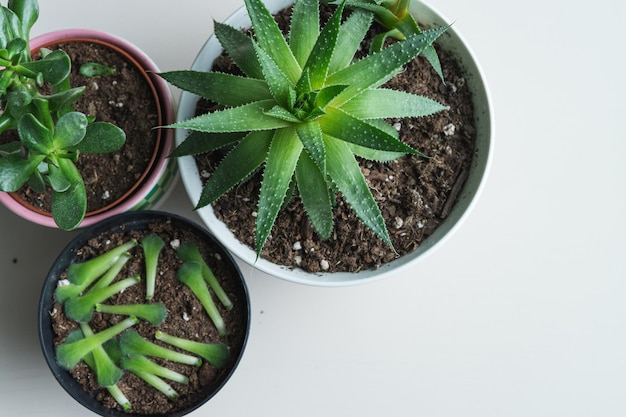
(0, 41, 160, 214)
(49, 218, 248, 414)
(192, 5, 476, 273)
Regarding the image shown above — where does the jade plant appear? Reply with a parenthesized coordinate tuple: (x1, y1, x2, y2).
(160, 0, 448, 257)
(0, 0, 126, 230)
(53, 235, 233, 412)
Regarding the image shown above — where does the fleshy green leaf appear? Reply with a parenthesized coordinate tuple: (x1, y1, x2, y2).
(170, 100, 290, 133)
(255, 127, 303, 254)
(289, 0, 320, 67)
(17, 113, 53, 155)
(47, 162, 72, 192)
(170, 131, 245, 157)
(158, 70, 271, 107)
(295, 120, 326, 175)
(244, 0, 301, 84)
(0, 152, 45, 192)
(197, 130, 273, 208)
(46, 87, 85, 112)
(320, 106, 417, 154)
(50, 158, 86, 231)
(295, 151, 333, 239)
(214, 21, 263, 79)
(53, 112, 88, 149)
(253, 41, 293, 109)
(340, 88, 448, 119)
(0, 7, 21, 51)
(327, 26, 447, 106)
(20, 49, 71, 85)
(7, 0, 39, 40)
(74, 122, 125, 154)
(324, 135, 393, 250)
(328, 9, 373, 73)
(301, 1, 343, 90)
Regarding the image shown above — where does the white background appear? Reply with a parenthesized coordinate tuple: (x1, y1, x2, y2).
(1, 1, 625, 416)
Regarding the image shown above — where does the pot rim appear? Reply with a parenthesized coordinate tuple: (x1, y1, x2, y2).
(175, 0, 494, 286)
(38, 210, 251, 417)
(0, 29, 176, 228)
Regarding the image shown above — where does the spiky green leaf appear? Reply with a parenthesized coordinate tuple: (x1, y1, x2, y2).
(255, 127, 303, 254)
(214, 21, 263, 79)
(253, 41, 293, 108)
(289, 0, 320, 66)
(302, 1, 343, 89)
(325, 135, 393, 249)
(320, 106, 416, 154)
(295, 151, 333, 239)
(340, 88, 448, 119)
(327, 26, 447, 106)
(328, 9, 373, 73)
(197, 130, 273, 208)
(159, 70, 271, 107)
(244, 0, 301, 83)
(169, 100, 290, 133)
(295, 120, 326, 175)
(170, 131, 245, 157)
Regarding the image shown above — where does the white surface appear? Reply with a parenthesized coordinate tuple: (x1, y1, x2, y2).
(1, 1, 624, 416)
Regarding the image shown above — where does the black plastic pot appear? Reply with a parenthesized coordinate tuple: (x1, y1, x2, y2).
(38, 211, 250, 416)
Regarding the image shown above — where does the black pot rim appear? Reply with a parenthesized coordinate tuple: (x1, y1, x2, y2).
(38, 210, 251, 417)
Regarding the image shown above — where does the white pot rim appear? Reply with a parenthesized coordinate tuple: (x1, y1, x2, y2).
(175, 0, 494, 286)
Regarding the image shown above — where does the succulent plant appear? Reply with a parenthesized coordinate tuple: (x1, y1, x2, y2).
(160, 0, 448, 257)
(0, 0, 126, 230)
(322, 0, 443, 77)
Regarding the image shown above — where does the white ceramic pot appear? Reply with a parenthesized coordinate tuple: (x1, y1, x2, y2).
(0, 29, 178, 229)
(175, 0, 493, 286)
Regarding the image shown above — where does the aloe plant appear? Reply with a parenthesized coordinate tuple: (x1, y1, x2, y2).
(0, 0, 126, 230)
(322, 0, 443, 78)
(160, 0, 447, 257)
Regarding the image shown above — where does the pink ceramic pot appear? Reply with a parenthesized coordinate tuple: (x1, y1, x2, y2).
(0, 29, 178, 228)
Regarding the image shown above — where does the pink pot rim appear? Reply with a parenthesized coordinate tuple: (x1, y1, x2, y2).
(0, 29, 175, 228)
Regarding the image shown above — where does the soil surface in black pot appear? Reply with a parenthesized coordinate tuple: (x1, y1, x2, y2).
(193, 4, 476, 273)
(49, 219, 248, 414)
(0, 41, 159, 214)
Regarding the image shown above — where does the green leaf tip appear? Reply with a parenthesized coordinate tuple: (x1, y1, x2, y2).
(63, 275, 140, 323)
(121, 353, 189, 385)
(96, 302, 167, 326)
(156, 331, 230, 369)
(63, 239, 137, 288)
(176, 241, 233, 310)
(141, 234, 165, 300)
(119, 330, 201, 366)
(55, 316, 137, 370)
(177, 261, 226, 336)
